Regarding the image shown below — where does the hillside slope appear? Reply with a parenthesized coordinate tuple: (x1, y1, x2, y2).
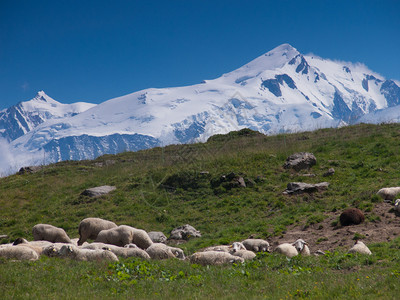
(1, 123, 400, 253)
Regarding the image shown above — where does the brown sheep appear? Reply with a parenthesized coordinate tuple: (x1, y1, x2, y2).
(339, 208, 365, 226)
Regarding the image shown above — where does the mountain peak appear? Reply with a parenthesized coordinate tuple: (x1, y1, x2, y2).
(34, 90, 49, 101)
(221, 43, 299, 82)
(268, 43, 298, 54)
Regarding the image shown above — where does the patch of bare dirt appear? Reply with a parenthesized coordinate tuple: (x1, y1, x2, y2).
(267, 202, 400, 253)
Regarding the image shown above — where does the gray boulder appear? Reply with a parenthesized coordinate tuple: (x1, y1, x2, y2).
(283, 152, 317, 171)
(284, 182, 329, 195)
(148, 231, 167, 243)
(81, 185, 116, 197)
(169, 224, 201, 240)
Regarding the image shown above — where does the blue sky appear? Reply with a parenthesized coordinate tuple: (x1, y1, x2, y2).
(0, 0, 399, 109)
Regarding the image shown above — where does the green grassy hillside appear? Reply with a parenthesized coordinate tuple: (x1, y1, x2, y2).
(1, 123, 400, 299)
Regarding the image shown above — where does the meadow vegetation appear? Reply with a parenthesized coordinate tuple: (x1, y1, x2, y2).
(1, 123, 400, 298)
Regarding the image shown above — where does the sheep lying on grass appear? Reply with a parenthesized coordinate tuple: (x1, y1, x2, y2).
(274, 243, 298, 258)
(348, 241, 372, 255)
(77, 218, 117, 246)
(146, 243, 185, 260)
(59, 245, 119, 262)
(32, 224, 72, 244)
(12, 238, 54, 256)
(42, 243, 81, 257)
(230, 249, 256, 260)
(0, 245, 39, 261)
(242, 239, 270, 252)
(202, 242, 246, 253)
(274, 239, 310, 258)
(147, 231, 167, 244)
(189, 251, 244, 266)
(95, 225, 153, 249)
(292, 239, 310, 256)
(377, 187, 400, 201)
(15, 244, 44, 256)
(83, 242, 150, 259)
(202, 245, 232, 252)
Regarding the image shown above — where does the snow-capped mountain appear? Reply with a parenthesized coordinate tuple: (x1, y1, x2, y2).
(0, 91, 96, 142)
(3, 44, 400, 173)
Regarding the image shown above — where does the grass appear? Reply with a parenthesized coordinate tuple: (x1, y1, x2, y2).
(1, 123, 400, 298)
(1, 244, 400, 299)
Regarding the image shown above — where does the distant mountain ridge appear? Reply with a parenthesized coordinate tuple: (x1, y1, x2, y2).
(0, 91, 96, 142)
(2, 44, 400, 174)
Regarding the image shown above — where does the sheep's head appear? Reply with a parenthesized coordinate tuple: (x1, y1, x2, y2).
(292, 239, 308, 252)
(231, 242, 246, 252)
(13, 237, 28, 245)
(43, 245, 59, 257)
(259, 241, 271, 252)
(59, 245, 74, 256)
(173, 248, 185, 259)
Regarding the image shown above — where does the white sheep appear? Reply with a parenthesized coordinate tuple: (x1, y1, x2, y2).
(15, 243, 44, 256)
(77, 217, 117, 246)
(189, 251, 245, 266)
(146, 243, 185, 260)
(348, 241, 372, 255)
(41, 242, 80, 257)
(274, 243, 298, 258)
(292, 239, 310, 256)
(147, 231, 167, 244)
(202, 242, 246, 253)
(231, 242, 246, 252)
(12, 238, 54, 255)
(82, 242, 150, 259)
(59, 244, 119, 261)
(394, 199, 400, 213)
(0, 243, 13, 249)
(201, 245, 232, 252)
(95, 225, 153, 249)
(230, 249, 256, 260)
(32, 224, 72, 243)
(377, 187, 400, 201)
(0, 245, 39, 261)
(242, 239, 270, 252)
(29, 240, 53, 248)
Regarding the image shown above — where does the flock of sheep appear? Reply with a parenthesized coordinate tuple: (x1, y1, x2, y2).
(0, 217, 373, 265)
